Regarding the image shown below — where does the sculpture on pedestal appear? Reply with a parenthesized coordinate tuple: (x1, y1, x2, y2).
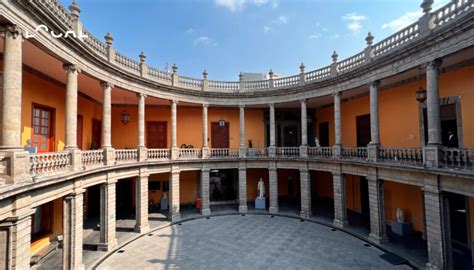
(258, 178, 265, 198)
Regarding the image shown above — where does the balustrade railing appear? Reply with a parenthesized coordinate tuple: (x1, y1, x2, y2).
(39, 0, 73, 28)
(243, 80, 269, 91)
(82, 29, 107, 57)
(30, 152, 71, 176)
(276, 147, 300, 157)
(210, 148, 240, 158)
(115, 149, 138, 163)
(179, 76, 203, 89)
(246, 148, 268, 158)
(308, 147, 333, 158)
(305, 67, 331, 82)
(208, 80, 240, 92)
(178, 148, 202, 159)
(337, 52, 365, 72)
(341, 147, 367, 160)
(274, 75, 300, 88)
(148, 67, 172, 83)
(81, 150, 104, 167)
(440, 148, 473, 169)
(148, 149, 171, 160)
(378, 147, 423, 165)
(115, 52, 140, 72)
(433, 0, 472, 28)
(373, 22, 419, 57)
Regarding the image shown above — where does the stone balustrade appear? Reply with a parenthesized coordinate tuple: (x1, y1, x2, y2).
(440, 148, 473, 169)
(115, 149, 138, 164)
(308, 147, 333, 158)
(81, 150, 104, 168)
(30, 0, 473, 93)
(341, 147, 368, 160)
(276, 147, 300, 157)
(178, 148, 202, 159)
(210, 148, 240, 158)
(378, 147, 423, 165)
(30, 152, 71, 176)
(246, 148, 268, 157)
(148, 148, 171, 160)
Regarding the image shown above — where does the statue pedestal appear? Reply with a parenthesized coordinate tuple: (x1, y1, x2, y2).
(390, 220, 412, 236)
(161, 197, 168, 211)
(255, 197, 266, 209)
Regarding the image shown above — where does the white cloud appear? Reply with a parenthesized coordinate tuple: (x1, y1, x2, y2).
(185, 28, 195, 34)
(381, 0, 449, 32)
(342, 12, 367, 33)
(215, 0, 278, 11)
(273, 15, 288, 24)
(194, 36, 218, 46)
(263, 26, 273, 33)
(308, 33, 321, 39)
(330, 34, 340, 39)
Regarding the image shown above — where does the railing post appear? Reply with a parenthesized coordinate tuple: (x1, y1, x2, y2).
(419, 0, 435, 36)
(104, 33, 115, 63)
(68, 1, 84, 41)
(239, 72, 244, 92)
(332, 92, 342, 159)
(368, 80, 380, 162)
(364, 32, 374, 61)
(202, 70, 208, 91)
(299, 63, 306, 86)
(330, 51, 338, 76)
(171, 64, 179, 86)
(139, 51, 148, 78)
(268, 69, 274, 89)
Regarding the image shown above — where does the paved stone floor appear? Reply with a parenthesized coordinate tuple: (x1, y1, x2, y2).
(96, 215, 412, 270)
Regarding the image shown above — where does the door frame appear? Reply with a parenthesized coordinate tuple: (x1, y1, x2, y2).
(146, 121, 168, 148)
(31, 103, 56, 152)
(211, 122, 230, 148)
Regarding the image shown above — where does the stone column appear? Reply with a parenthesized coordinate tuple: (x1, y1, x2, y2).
(368, 81, 380, 161)
(170, 100, 179, 159)
(239, 105, 246, 157)
(200, 167, 211, 215)
(169, 168, 181, 221)
(268, 103, 276, 157)
(238, 165, 248, 213)
(137, 93, 147, 161)
(424, 185, 449, 270)
(63, 191, 85, 270)
(299, 168, 311, 218)
(268, 162, 278, 214)
(100, 82, 115, 165)
(135, 174, 150, 233)
(98, 181, 117, 251)
(333, 92, 342, 158)
(424, 59, 443, 167)
(64, 64, 80, 150)
(300, 99, 308, 157)
(1, 25, 22, 150)
(367, 171, 387, 244)
(332, 171, 348, 228)
(202, 104, 209, 158)
(0, 214, 32, 270)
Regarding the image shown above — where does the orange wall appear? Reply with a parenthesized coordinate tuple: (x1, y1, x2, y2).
(311, 171, 334, 199)
(316, 66, 474, 148)
(384, 181, 424, 234)
(180, 171, 199, 204)
(345, 175, 361, 212)
(149, 172, 170, 205)
(277, 169, 299, 198)
(111, 106, 265, 149)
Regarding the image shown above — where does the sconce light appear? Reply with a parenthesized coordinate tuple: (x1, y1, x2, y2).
(416, 68, 427, 103)
(219, 116, 225, 127)
(121, 97, 130, 125)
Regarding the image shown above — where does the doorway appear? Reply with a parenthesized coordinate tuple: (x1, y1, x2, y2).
(31, 104, 55, 152)
(116, 179, 134, 219)
(356, 114, 371, 147)
(283, 126, 299, 147)
(77, 115, 83, 150)
(147, 121, 167, 148)
(318, 122, 329, 147)
(91, 119, 102, 149)
(211, 122, 230, 148)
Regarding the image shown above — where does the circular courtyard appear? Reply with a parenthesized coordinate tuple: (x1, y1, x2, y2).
(96, 215, 411, 270)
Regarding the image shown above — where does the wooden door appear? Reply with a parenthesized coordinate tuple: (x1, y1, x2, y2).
(356, 114, 371, 147)
(211, 122, 229, 148)
(147, 121, 167, 148)
(31, 104, 55, 152)
(91, 119, 102, 149)
(77, 115, 83, 150)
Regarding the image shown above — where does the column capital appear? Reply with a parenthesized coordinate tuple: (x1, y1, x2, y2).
(239, 104, 245, 109)
(202, 103, 209, 108)
(2, 24, 22, 39)
(369, 80, 380, 88)
(170, 100, 179, 105)
(332, 91, 341, 98)
(300, 98, 307, 104)
(63, 63, 81, 74)
(136, 92, 147, 99)
(269, 103, 275, 108)
(100, 81, 114, 89)
(425, 59, 443, 71)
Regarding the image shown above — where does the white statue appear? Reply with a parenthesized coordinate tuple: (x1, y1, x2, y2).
(257, 178, 265, 198)
(314, 137, 321, 148)
(396, 208, 405, 223)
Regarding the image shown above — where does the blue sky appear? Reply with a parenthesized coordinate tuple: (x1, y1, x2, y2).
(63, 0, 448, 80)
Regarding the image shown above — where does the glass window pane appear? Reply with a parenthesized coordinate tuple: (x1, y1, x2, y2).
(41, 127, 48, 135)
(43, 111, 49, 118)
(33, 109, 40, 117)
(33, 118, 40, 126)
(42, 119, 48, 126)
(34, 126, 39, 134)
(40, 143, 47, 150)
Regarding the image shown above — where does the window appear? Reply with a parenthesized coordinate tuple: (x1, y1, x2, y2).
(32, 105, 55, 152)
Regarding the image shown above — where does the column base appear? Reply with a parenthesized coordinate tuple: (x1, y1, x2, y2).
(300, 210, 310, 219)
(268, 146, 276, 158)
(0, 150, 30, 184)
(171, 147, 179, 160)
(332, 144, 342, 159)
(97, 238, 117, 251)
(201, 147, 210, 159)
(103, 147, 115, 166)
(368, 233, 388, 244)
(67, 147, 82, 171)
(299, 145, 308, 158)
(269, 207, 279, 214)
(201, 208, 211, 216)
(424, 145, 441, 168)
(333, 219, 348, 228)
(239, 205, 248, 213)
(426, 262, 441, 270)
(138, 147, 148, 162)
(170, 213, 181, 222)
(239, 147, 246, 158)
(134, 223, 150, 234)
(367, 144, 379, 162)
